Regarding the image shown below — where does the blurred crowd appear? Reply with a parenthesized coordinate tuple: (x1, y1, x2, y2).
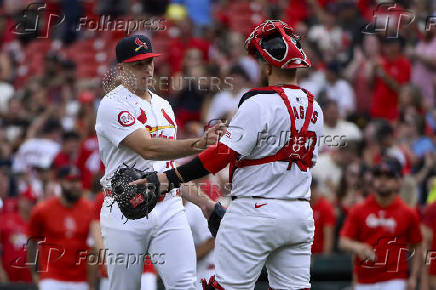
(1, 0, 436, 288)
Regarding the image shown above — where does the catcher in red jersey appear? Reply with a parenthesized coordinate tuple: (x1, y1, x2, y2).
(132, 20, 323, 290)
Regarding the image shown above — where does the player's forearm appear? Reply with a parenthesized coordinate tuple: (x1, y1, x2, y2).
(91, 221, 105, 256)
(162, 143, 237, 191)
(180, 183, 216, 219)
(409, 243, 422, 282)
(196, 238, 215, 260)
(338, 237, 362, 255)
(323, 226, 335, 254)
(87, 247, 98, 290)
(138, 138, 205, 160)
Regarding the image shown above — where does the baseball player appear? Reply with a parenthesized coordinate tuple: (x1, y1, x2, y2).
(339, 159, 422, 290)
(132, 20, 324, 290)
(27, 167, 94, 290)
(95, 35, 223, 290)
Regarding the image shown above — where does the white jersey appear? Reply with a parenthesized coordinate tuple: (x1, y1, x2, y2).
(220, 87, 324, 200)
(95, 85, 177, 188)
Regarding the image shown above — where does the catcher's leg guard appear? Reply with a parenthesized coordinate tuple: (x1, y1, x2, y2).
(201, 276, 224, 290)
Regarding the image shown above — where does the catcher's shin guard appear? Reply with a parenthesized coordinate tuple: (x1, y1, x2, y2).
(201, 276, 224, 290)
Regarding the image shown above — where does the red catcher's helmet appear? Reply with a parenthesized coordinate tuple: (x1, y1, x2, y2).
(245, 20, 311, 69)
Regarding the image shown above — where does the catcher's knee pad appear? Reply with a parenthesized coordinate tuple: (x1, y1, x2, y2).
(201, 276, 224, 290)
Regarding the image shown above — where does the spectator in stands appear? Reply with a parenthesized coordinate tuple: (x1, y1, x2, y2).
(307, 3, 351, 63)
(312, 141, 360, 201)
(369, 37, 411, 122)
(344, 35, 380, 115)
(321, 61, 355, 118)
(411, 115, 435, 159)
(2, 97, 30, 147)
(410, 27, 436, 108)
(0, 127, 13, 167)
(339, 158, 422, 290)
(399, 176, 418, 209)
(52, 131, 80, 170)
(375, 121, 408, 169)
(0, 189, 37, 282)
(27, 167, 94, 290)
(310, 179, 336, 255)
(227, 32, 260, 85)
(398, 84, 424, 125)
(13, 117, 62, 198)
(321, 100, 361, 153)
(168, 18, 210, 75)
(337, 160, 365, 215)
(174, 64, 208, 129)
(206, 65, 249, 122)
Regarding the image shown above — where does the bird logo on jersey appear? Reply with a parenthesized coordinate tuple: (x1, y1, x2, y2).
(135, 37, 148, 52)
(137, 108, 147, 124)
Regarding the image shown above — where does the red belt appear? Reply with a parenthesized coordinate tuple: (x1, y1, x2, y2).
(104, 190, 166, 202)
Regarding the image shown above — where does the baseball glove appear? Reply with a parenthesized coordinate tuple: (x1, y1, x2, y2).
(110, 165, 161, 220)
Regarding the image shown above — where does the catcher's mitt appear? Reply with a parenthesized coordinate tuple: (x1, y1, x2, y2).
(110, 165, 161, 220)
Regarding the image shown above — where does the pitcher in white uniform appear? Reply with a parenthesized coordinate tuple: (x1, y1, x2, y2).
(95, 35, 223, 290)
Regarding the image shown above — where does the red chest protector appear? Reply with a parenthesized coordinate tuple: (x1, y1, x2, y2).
(229, 85, 315, 182)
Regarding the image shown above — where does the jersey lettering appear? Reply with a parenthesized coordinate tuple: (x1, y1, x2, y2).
(293, 107, 299, 119)
(311, 111, 318, 124)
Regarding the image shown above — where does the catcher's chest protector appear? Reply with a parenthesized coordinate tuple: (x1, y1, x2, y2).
(229, 85, 315, 181)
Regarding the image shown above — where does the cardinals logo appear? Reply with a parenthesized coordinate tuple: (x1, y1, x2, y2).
(135, 37, 148, 52)
(137, 108, 147, 124)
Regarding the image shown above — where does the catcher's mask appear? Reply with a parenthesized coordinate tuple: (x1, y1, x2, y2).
(244, 20, 311, 69)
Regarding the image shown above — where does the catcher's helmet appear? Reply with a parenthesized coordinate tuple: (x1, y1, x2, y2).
(245, 20, 311, 69)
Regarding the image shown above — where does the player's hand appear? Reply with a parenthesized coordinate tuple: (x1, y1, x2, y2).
(129, 173, 169, 193)
(195, 121, 227, 150)
(180, 182, 216, 219)
(356, 243, 376, 262)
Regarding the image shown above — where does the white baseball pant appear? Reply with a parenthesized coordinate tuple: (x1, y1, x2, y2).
(100, 194, 197, 290)
(215, 197, 314, 290)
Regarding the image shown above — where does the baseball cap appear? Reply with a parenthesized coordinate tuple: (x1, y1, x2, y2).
(116, 35, 162, 63)
(373, 158, 403, 179)
(57, 166, 81, 181)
